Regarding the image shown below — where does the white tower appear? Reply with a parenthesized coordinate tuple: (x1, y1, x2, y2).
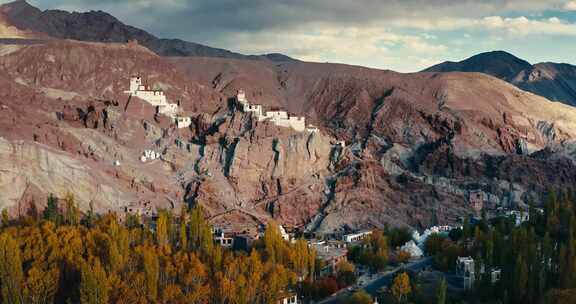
(129, 76, 143, 93)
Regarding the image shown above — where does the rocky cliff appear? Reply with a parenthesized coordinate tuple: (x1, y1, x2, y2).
(2, 3, 576, 233)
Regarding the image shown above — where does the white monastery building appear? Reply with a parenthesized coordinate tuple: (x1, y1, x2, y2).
(125, 76, 191, 129)
(236, 90, 316, 133)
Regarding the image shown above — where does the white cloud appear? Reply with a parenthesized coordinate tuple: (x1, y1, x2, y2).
(390, 15, 576, 36)
(564, 1, 576, 10)
(224, 26, 446, 72)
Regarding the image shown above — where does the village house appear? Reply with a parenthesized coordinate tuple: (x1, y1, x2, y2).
(342, 230, 373, 243)
(456, 256, 501, 289)
(310, 240, 348, 276)
(456, 256, 475, 290)
(278, 293, 298, 304)
(141, 149, 160, 162)
(504, 210, 530, 226)
(468, 190, 484, 217)
(213, 228, 235, 249)
(124, 201, 157, 218)
(175, 116, 192, 129)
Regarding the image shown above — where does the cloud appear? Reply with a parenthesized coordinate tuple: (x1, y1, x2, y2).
(221, 26, 447, 72)
(390, 15, 576, 36)
(14, 0, 575, 71)
(564, 1, 576, 10)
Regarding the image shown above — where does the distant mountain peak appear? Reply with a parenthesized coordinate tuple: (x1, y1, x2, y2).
(423, 50, 576, 107)
(0, 0, 295, 62)
(423, 50, 532, 81)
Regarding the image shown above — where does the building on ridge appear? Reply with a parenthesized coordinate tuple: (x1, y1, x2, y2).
(235, 89, 315, 133)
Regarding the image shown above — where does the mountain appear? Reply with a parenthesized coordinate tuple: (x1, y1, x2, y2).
(424, 51, 576, 106)
(4, 37, 576, 234)
(3, 2, 576, 234)
(0, 0, 296, 62)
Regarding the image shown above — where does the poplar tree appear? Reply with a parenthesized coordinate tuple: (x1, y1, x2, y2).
(0, 233, 24, 304)
(64, 192, 79, 225)
(436, 278, 447, 304)
(80, 259, 108, 304)
(143, 249, 160, 301)
(391, 272, 411, 303)
(43, 193, 60, 224)
(156, 210, 169, 247)
(1, 209, 8, 227)
(188, 205, 213, 255)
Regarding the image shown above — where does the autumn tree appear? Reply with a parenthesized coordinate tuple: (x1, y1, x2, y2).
(391, 272, 411, 303)
(143, 248, 160, 301)
(263, 221, 288, 264)
(64, 192, 80, 225)
(80, 259, 109, 304)
(24, 266, 59, 304)
(347, 290, 373, 304)
(0, 233, 24, 304)
(188, 205, 213, 255)
(1, 209, 8, 227)
(156, 210, 169, 247)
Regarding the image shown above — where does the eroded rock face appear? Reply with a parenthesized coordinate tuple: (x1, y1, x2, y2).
(4, 38, 576, 234)
(169, 111, 335, 230)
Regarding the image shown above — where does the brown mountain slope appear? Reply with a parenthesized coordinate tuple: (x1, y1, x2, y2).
(424, 51, 576, 107)
(3, 39, 576, 232)
(0, 0, 296, 62)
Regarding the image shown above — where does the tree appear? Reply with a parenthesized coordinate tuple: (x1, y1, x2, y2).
(263, 220, 285, 264)
(336, 260, 357, 287)
(24, 266, 59, 304)
(143, 248, 160, 301)
(0, 233, 24, 304)
(156, 210, 169, 247)
(1, 209, 9, 227)
(425, 233, 447, 256)
(80, 259, 109, 304)
(436, 277, 447, 304)
(347, 290, 372, 304)
(64, 192, 80, 225)
(188, 205, 213, 255)
(43, 193, 60, 224)
(391, 272, 411, 303)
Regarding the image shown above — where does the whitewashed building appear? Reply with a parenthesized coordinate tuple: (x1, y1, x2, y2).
(236, 90, 313, 133)
(342, 230, 373, 243)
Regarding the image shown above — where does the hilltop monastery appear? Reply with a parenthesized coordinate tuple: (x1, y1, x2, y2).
(124, 76, 192, 128)
(124, 76, 318, 133)
(236, 90, 319, 133)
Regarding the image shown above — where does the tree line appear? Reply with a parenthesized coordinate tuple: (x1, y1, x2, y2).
(0, 193, 317, 304)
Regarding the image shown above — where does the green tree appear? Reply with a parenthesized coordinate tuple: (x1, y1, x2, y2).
(43, 194, 60, 224)
(80, 259, 109, 304)
(436, 277, 447, 304)
(0, 233, 24, 304)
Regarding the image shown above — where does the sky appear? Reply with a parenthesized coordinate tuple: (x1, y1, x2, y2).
(14, 0, 576, 72)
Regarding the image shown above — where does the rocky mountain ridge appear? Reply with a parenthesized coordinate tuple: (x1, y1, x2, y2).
(0, 0, 295, 62)
(2, 3, 576, 234)
(424, 51, 576, 107)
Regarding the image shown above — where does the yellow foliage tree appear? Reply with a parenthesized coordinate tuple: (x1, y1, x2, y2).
(391, 272, 411, 303)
